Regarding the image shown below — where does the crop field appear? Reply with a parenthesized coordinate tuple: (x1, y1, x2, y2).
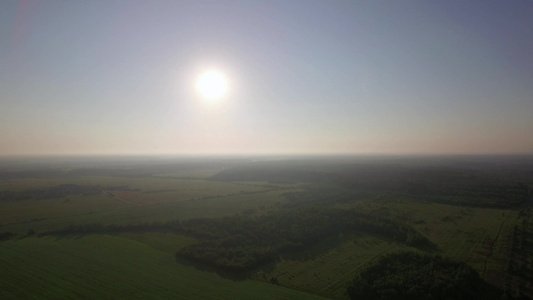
(335, 198, 520, 291)
(256, 234, 416, 299)
(379, 200, 516, 278)
(1, 190, 297, 235)
(251, 200, 521, 297)
(0, 176, 273, 202)
(0, 176, 299, 234)
(0, 234, 327, 300)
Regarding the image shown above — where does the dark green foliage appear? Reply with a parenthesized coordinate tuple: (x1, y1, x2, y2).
(347, 252, 506, 300)
(177, 235, 276, 272)
(0, 231, 14, 240)
(46, 204, 430, 274)
(508, 209, 533, 298)
(175, 207, 431, 273)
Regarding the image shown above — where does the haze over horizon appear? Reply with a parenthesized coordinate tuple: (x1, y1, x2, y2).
(1, 1, 532, 156)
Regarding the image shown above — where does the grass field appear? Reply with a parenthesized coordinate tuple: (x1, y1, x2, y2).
(0, 184, 523, 299)
(379, 200, 517, 281)
(256, 234, 417, 299)
(0, 194, 130, 225)
(334, 198, 519, 291)
(0, 234, 327, 300)
(0, 177, 299, 234)
(246, 198, 520, 298)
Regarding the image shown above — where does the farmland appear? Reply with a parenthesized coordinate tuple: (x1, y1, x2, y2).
(1, 155, 532, 299)
(0, 234, 326, 300)
(0, 174, 298, 233)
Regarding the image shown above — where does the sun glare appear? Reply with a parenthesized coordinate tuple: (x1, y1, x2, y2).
(195, 70, 229, 101)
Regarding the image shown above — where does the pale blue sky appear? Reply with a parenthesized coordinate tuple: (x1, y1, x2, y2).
(1, 1, 532, 155)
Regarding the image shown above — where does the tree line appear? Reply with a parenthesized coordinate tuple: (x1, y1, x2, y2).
(41, 205, 431, 274)
(174, 206, 431, 273)
(347, 251, 514, 300)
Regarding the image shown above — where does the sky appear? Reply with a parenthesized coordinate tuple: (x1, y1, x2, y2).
(1, 0, 532, 156)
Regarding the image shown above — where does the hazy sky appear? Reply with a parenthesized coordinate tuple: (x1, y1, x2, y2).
(1, 1, 532, 155)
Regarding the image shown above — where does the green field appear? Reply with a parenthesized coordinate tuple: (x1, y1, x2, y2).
(257, 235, 415, 299)
(0, 234, 326, 299)
(0, 174, 326, 299)
(1, 156, 532, 299)
(255, 198, 521, 297)
(0, 176, 299, 234)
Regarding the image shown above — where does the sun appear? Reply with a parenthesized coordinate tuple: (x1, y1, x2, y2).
(195, 70, 229, 101)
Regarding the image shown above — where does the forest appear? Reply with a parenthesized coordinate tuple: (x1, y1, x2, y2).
(41, 203, 430, 273)
(175, 205, 431, 273)
(347, 252, 508, 300)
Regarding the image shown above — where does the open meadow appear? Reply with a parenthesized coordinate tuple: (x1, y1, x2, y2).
(0, 234, 327, 300)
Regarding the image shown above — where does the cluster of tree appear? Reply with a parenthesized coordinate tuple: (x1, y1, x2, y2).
(508, 209, 533, 298)
(44, 203, 430, 274)
(0, 231, 14, 240)
(177, 235, 277, 273)
(175, 206, 431, 273)
(391, 180, 529, 208)
(347, 252, 511, 300)
(0, 184, 135, 202)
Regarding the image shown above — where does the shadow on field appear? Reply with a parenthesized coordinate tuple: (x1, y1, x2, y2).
(46, 233, 97, 241)
(281, 233, 438, 263)
(3, 231, 90, 241)
(174, 255, 277, 281)
(172, 232, 439, 283)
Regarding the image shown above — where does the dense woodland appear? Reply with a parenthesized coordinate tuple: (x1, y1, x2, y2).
(347, 252, 509, 300)
(508, 208, 533, 297)
(41, 204, 430, 274)
(175, 206, 431, 273)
